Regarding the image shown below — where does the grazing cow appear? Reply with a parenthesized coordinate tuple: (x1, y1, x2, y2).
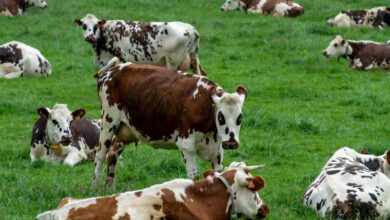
(220, 0, 304, 17)
(0, 0, 47, 17)
(93, 62, 247, 187)
(30, 104, 100, 166)
(0, 41, 51, 79)
(36, 162, 269, 220)
(74, 14, 206, 75)
(327, 7, 390, 28)
(303, 147, 390, 219)
(322, 35, 390, 70)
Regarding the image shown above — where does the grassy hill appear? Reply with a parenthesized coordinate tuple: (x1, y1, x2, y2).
(1, 0, 390, 219)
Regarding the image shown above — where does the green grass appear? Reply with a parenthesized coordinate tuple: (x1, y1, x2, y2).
(1, 0, 390, 219)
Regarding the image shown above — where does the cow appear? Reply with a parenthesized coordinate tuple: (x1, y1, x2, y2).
(220, 0, 304, 17)
(74, 14, 206, 75)
(93, 62, 247, 187)
(36, 162, 269, 220)
(322, 35, 390, 70)
(0, 41, 51, 79)
(30, 104, 100, 166)
(303, 147, 390, 219)
(0, 0, 47, 17)
(327, 7, 390, 28)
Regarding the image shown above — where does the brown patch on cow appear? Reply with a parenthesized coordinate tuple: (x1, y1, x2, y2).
(386, 150, 390, 165)
(153, 204, 162, 211)
(135, 191, 142, 197)
(70, 119, 100, 152)
(67, 196, 118, 219)
(261, 0, 293, 14)
(240, 0, 261, 10)
(118, 213, 131, 220)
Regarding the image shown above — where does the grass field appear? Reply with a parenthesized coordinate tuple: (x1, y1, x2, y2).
(1, 0, 390, 219)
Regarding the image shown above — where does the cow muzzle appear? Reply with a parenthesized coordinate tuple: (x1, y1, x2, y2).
(222, 141, 239, 149)
(322, 51, 330, 58)
(220, 7, 225, 11)
(85, 35, 96, 43)
(256, 204, 269, 219)
(60, 135, 72, 146)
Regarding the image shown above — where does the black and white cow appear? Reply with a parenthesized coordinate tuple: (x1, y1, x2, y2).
(0, 41, 51, 79)
(323, 35, 390, 70)
(303, 147, 390, 219)
(93, 62, 247, 187)
(327, 7, 390, 28)
(30, 104, 100, 166)
(74, 14, 206, 75)
(0, 0, 48, 17)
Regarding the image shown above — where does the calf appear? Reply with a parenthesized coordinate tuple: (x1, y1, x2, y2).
(220, 0, 304, 17)
(93, 62, 247, 187)
(303, 147, 390, 219)
(74, 14, 206, 75)
(0, 41, 51, 79)
(30, 104, 99, 166)
(36, 162, 269, 220)
(327, 7, 390, 28)
(0, 0, 47, 17)
(323, 35, 390, 70)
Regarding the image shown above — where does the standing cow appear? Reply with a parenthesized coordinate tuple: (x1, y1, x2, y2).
(0, 41, 51, 79)
(303, 147, 390, 219)
(323, 35, 390, 70)
(220, 0, 304, 17)
(36, 162, 269, 220)
(30, 104, 99, 166)
(0, 0, 48, 17)
(93, 62, 247, 187)
(74, 14, 206, 75)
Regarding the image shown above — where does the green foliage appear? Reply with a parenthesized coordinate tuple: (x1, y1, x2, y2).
(1, 0, 390, 219)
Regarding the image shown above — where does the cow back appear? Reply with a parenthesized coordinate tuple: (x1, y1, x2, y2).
(70, 118, 100, 150)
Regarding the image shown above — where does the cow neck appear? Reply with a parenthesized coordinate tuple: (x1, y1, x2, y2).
(95, 26, 107, 56)
(345, 41, 361, 60)
(217, 174, 236, 214)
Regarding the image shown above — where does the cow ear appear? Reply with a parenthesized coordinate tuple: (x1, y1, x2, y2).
(74, 19, 82, 26)
(209, 86, 223, 104)
(37, 107, 50, 118)
(236, 86, 247, 103)
(98, 19, 106, 27)
(203, 170, 216, 179)
(360, 149, 368, 154)
(246, 176, 265, 192)
(386, 150, 390, 165)
(72, 109, 86, 120)
(341, 40, 346, 45)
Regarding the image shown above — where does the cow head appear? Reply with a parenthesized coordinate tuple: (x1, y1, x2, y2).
(210, 86, 247, 149)
(74, 14, 106, 44)
(37, 104, 85, 146)
(28, 0, 48, 8)
(220, 0, 246, 11)
(323, 35, 350, 58)
(216, 162, 268, 219)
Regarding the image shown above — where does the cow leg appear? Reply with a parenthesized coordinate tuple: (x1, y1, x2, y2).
(64, 147, 87, 166)
(4, 71, 23, 79)
(177, 138, 198, 179)
(105, 137, 126, 188)
(211, 148, 223, 172)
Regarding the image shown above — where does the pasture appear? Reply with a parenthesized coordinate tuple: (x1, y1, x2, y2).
(1, 0, 390, 219)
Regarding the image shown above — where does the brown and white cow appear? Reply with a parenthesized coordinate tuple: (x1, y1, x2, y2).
(0, 0, 47, 17)
(327, 7, 390, 28)
(220, 0, 304, 17)
(36, 162, 269, 220)
(74, 14, 206, 75)
(93, 62, 247, 186)
(30, 104, 100, 166)
(323, 35, 390, 70)
(0, 41, 51, 79)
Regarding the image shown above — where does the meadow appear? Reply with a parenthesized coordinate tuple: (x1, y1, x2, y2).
(1, 0, 390, 219)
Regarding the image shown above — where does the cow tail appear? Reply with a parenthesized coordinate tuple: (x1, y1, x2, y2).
(94, 57, 120, 78)
(189, 30, 207, 76)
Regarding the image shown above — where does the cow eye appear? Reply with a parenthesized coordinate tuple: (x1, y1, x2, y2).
(82, 24, 87, 30)
(334, 43, 338, 47)
(52, 119, 58, 125)
(218, 112, 226, 125)
(236, 113, 242, 125)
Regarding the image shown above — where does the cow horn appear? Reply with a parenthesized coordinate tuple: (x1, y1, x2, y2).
(244, 165, 265, 172)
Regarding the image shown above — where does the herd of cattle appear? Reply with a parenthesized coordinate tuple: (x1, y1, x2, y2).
(1, 0, 390, 219)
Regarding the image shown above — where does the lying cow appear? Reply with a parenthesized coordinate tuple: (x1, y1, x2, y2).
(36, 162, 269, 220)
(0, 41, 51, 79)
(327, 7, 390, 28)
(30, 104, 99, 166)
(74, 14, 206, 75)
(93, 62, 247, 187)
(220, 0, 304, 17)
(0, 0, 47, 17)
(323, 35, 390, 70)
(303, 147, 390, 219)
